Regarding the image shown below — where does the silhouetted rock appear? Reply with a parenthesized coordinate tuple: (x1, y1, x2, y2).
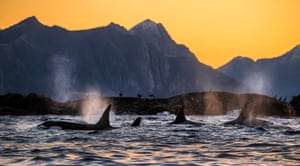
(110, 97, 169, 115)
(0, 93, 79, 115)
(0, 92, 295, 117)
(167, 92, 294, 117)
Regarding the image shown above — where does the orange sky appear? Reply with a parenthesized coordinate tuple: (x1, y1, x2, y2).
(1, 0, 300, 68)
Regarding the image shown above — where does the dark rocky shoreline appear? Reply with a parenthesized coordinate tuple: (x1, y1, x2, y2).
(0, 92, 299, 117)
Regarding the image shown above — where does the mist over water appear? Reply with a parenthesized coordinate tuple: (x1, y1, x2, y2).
(52, 55, 74, 102)
(80, 90, 109, 124)
(51, 55, 111, 124)
(203, 92, 224, 115)
(245, 72, 271, 95)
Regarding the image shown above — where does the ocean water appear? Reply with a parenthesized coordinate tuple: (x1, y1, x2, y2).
(0, 111, 300, 165)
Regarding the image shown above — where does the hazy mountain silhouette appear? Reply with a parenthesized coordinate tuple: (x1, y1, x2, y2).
(219, 45, 300, 98)
(0, 16, 246, 100)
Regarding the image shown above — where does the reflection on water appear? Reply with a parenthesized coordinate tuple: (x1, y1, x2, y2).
(0, 113, 299, 165)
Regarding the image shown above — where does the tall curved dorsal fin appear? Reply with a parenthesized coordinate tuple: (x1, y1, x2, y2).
(171, 105, 186, 124)
(95, 104, 112, 129)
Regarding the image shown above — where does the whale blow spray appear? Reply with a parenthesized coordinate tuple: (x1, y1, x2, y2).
(80, 90, 110, 124)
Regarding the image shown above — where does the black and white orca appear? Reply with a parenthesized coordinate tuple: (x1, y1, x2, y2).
(39, 104, 142, 130)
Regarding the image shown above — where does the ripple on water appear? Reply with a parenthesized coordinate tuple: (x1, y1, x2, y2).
(246, 143, 282, 147)
(283, 130, 300, 135)
(0, 115, 300, 165)
(215, 153, 242, 159)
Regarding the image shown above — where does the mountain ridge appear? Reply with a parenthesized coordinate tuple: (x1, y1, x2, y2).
(218, 45, 300, 98)
(0, 16, 246, 100)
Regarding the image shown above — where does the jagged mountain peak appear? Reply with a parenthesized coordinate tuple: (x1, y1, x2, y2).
(21, 16, 39, 23)
(0, 17, 247, 99)
(130, 19, 174, 44)
(129, 19, 168, 36)
(130, 19, 160, 31)
(107, 22, 127, 32)
(0, 16, 45, 34)
(129, 19, 194, 59)
(15, 16, 43, 28)
(232, 56, 255, 63)
(50, 25, 67, 31)
(218, 56, 254, 70)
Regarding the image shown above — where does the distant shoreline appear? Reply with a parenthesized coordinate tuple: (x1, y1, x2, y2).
(0, 91, 298, 117)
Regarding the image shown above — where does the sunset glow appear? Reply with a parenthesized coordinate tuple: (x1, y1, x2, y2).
(1, 0, 300, 68)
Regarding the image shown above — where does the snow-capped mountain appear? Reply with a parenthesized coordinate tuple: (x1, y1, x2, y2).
(218, 45, 300, 98)
(0, 16, 246, 100)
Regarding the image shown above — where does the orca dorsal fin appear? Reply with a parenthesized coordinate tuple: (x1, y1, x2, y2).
(131, 117, 142, 127)
(171, 105, 186, 124)
(225, 102, 258, 125)
(95, 104, 112, 129)
(237, 102, 256, 122)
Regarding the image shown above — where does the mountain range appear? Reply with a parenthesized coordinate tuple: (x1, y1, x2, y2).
(218, 45, 300, 98)
(0, 16, 245, 100)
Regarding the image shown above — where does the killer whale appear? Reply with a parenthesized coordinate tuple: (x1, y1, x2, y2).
(39, 104, 112, 130)
(170, 105, 204, 125)
(131, 117, 142, 127)
(39, 104, 142, 130)
(224, 102, 272, 126)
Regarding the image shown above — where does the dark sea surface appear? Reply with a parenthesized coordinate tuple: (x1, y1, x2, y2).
(0, 110, 299, 165)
